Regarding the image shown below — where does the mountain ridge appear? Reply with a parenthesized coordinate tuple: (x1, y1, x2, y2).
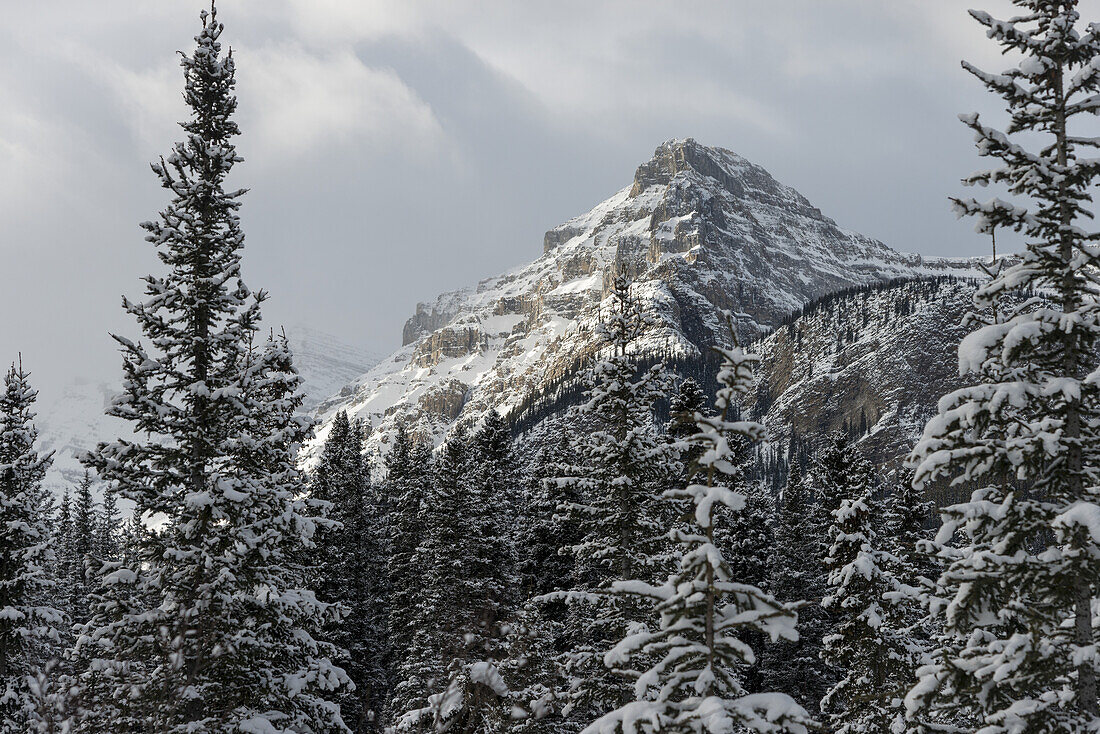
(307, 139, 984, 462)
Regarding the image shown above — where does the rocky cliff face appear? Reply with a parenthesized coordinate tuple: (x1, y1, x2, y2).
(748, 277, 979, 477)
(309, 139, 982, 462)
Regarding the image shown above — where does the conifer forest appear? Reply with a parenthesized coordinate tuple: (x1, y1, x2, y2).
(7, 1, 1100, 732)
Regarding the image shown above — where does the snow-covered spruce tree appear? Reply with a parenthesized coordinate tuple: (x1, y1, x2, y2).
(879, 479, 938, 686)
(51, 491, 74, 639)
(811, 432, 865, 540)
(679, 416, 773, 696)
(718, 474, 774, 696)
(759, 461, 831, 717)
(509, 433, 580, 734)
(402, 415, 521, 733)
(467, 410, 521, 618)
(554, 275, 678, 721)
(665, 377, 708, 482)
(386, 423, 433, 721)
(0, 363, 65, 732)
(236, 329, 353, 727)
(882, 481, 938, 597)
(666, 377, 706, 443)
(519, 433, 576, 607)
(820, 472, 913, 734)
(440, 413, 521, 729)
(95, 483, 121, 564)
(583, 330, 812, 734)
(75, 9, 349, 731)
(905, 2, 1100, 729)
(312, 410, 389, 733)
(400, 425, 472, 725)
(68, 472, 96, 629)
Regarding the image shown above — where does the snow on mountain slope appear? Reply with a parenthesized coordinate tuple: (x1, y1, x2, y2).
(748, 277, 980, 481)
(283, 324, 387, 412)
(35, 325, 380, 495)
(310, 139, 984, 462)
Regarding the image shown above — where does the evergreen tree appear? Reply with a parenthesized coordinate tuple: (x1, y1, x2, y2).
(719, 476, 774, 695)
(405, 425, 471, 720)
(819, 473, 910, 733)
(512, 432, 579, 734)
(555, 276, 677, 721)
(386, 423, 433, 720)
(760, 462, 831, 717)
(811, 432, 864, 534)
(402, 662, 511, 734)
(466, 412, 520, 646)
(68, 472, 96, 628)
(666, 377, 707, 481)
(312, 411, 389, 733)
(666, 377, 706, 443)
(519, 433, 575, 607)
(52, 491, 73, 629)
(878, 482, 937, 734)
(0, 362, 65, 732)
(401, 423, 517, 732)
(95, 483, 121, 564)
(882, 481, 937, 593)
(582, 334, 812, 734)
(907, 2, 1100, 729)
(73, 8, 348, 731)
(702, 427, 772, 695)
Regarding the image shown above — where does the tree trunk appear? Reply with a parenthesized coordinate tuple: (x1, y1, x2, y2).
(1056, 62, 1098, 716)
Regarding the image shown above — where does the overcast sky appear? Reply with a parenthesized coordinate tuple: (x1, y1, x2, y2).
(2, 0, 1095, 392)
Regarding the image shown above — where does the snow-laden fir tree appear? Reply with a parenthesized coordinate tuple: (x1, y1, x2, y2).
(74, 8, 349, 731)
(718, 476, 774, 695)
(702, 427, 772, 695)
(67, 472, 96, 629)
(386, 422, 433, 720)
(819, 461, 913, 734)
(467, 410, 521, 619)
(0, 362, 65, 733)
(666, 377, 706, 443)
(554, 275, 678, 721)
(906, 2, 1100, 729)
(519, 432, 576, 608)
(881, 481, 938, 598)
(510, 432, 580, 734)
(400, 424, 472, 724)
(666, 377, 708, 482)
(312, 410, 389, 733)
(95, 483, 121, 564)
(811, 433, 864, 540)
(759, 462, 831, 717)
(879, 479, 937, 709)
(402, 414, 521, 732)
(439, 413, 522, 730)
(51, 491, 73, 636)
(582, 327, 812, 734)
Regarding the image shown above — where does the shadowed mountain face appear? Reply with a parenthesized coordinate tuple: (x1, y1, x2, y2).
(749, 277, 979, 480)
(308, 139, 982, 463)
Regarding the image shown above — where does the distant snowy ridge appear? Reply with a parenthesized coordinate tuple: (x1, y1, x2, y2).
(283, 324, 387, 411)
(308, 139, 984, 463)
(36, 324, 381, 495)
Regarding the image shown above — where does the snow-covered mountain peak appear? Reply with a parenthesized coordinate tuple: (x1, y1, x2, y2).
(310, 139, 983, 463)
(628, 138, 810, 210)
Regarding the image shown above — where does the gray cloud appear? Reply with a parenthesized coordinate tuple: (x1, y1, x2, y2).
(1, 0, 1093, 396)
